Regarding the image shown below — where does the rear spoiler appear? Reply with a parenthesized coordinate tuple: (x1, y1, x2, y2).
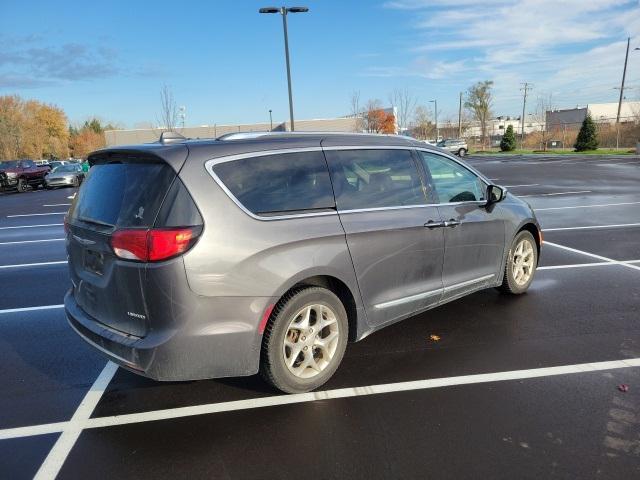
(88, 144, 189, 172)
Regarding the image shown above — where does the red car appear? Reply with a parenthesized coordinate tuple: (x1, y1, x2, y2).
(0, 159, 51, 192)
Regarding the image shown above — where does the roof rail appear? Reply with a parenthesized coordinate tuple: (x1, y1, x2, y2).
(216, 131, 406, 141)
(159, 131, 187, 144)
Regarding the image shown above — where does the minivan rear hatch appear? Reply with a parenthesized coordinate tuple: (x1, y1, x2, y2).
(66, 147, 198, 337)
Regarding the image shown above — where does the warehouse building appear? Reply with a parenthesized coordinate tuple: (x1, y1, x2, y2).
(546, 102, 640, 129)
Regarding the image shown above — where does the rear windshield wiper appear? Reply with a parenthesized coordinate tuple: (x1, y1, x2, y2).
(77, 216, 116, 229)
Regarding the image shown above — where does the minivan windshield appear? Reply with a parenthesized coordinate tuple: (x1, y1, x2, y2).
(69, 162, 175, 228)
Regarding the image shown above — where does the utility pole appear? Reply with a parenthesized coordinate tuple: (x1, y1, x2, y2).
(269, 109, 273, 131)
(520, 82, 532, 149)
(458, 92, 463, 138)
(616, 37, 631, 124)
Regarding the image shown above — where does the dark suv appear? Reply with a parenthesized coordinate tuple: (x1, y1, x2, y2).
(65, 132, 540, 393)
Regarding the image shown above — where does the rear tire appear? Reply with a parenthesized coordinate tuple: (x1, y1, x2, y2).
(260, 287, 348, 393)
(499, 230, 537, 295)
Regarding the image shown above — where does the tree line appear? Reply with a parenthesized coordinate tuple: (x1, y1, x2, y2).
(0, 95, 115, 161)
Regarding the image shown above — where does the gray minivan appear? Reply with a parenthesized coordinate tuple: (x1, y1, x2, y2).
(65, 132, 540, 393)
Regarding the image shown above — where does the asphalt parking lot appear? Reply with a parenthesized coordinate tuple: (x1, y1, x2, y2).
(1, 154, 639, 479)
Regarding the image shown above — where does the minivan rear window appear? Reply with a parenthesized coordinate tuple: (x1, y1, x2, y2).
(69, 162, 175, 228)
(212, 151, 335, 216)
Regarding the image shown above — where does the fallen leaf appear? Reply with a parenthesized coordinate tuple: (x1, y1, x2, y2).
(617, 384, 629, 393)
(429, 334, 441, 342)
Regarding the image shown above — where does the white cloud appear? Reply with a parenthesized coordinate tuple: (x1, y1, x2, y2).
(375, 0, 640, 113)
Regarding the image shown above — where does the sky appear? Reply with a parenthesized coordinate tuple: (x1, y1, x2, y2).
(1, 0, 639, 128)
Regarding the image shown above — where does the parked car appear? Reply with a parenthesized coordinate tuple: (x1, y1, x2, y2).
(0, 159, 51, 192)
(47, 160, 70, 171)
(44, 163, 86, 189)
(436, 138, 468, 157)
(65, 132, 540, 393)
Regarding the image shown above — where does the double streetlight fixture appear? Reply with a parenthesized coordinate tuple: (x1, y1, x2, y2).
(259, 6, 309, 132)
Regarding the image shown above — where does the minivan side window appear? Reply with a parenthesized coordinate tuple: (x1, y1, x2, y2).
(325, 149, 426, 210)
(418, 151, 485, 203)
(212, 151, 335, 216)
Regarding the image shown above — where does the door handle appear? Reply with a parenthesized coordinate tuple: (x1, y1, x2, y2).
(444, 219, 462, 228)
(424, 220, 446, 229)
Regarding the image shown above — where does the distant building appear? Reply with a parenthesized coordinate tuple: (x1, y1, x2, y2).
(464, 116, 544, 140)
(546, 102, 640, 129)
(105, 108, 399, 147)
(105, 117, 361, 146)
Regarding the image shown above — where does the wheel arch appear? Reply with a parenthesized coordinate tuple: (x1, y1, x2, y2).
(517, 221, 542, 256)
(272, 274, 361, 342)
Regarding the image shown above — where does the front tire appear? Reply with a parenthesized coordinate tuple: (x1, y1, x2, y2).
(260, 287, 348, 393)
(17, 178, 27, 193)
(499, 230, 538, 294)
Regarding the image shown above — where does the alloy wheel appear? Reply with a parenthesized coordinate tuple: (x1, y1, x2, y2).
(512, 238, 535, 286)
(282, 304, 340, 379)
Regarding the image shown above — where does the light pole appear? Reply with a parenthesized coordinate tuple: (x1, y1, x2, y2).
(259, 6, 309, 132)
(269, 109, 273, 130)
(615, 39, 638, 148)
(429, 99, 438, 142)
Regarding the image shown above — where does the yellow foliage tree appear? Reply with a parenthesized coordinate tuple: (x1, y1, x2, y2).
(0, 96, 69, 160)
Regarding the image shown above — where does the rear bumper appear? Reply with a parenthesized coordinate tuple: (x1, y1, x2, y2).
(65, 289, 275, 381)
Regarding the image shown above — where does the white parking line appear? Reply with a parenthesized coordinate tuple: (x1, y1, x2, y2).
(0, 238, 64, 246)
(7, 212, 67, 218)
(34, 362, 118, 480)
(0, 260, 67, 269)
(536, 201, 640, 211)
(538, 260, 640, 270)
(503, 184, 539, 188)
(519, 190, 592, 198)
(543, 223, 640, 232)
(1, 358, 638, 442)
(43, 203, 71, 207)
(543, 241, 640, 272)
(0, 304, 64, 315)
(0, 223, 63, 230)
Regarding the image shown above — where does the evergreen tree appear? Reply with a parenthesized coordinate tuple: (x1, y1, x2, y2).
(500, 124, 516, 151)
(574, 114, 598, 151)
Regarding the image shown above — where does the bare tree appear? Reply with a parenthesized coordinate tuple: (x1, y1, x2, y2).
(464, 80, 493, 149)
(389, 88, 417, 134)
(412, 105, 434, 140)
(350, 90, 364, 132)
(533, 93, 555, 150)
(158, 85, 178, 132)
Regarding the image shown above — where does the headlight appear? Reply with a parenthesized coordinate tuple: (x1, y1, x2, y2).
(5, 172, 17, 178)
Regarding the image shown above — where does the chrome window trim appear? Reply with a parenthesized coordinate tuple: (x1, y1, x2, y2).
(204, 145, 492, 221)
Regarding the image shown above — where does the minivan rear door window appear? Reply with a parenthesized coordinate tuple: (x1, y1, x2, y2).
(324, 149, 427, 211)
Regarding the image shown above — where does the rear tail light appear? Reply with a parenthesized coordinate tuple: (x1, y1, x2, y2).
(111, 227, 201, 262)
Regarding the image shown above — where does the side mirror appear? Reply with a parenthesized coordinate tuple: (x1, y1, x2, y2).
(486, 184, 506, 206)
